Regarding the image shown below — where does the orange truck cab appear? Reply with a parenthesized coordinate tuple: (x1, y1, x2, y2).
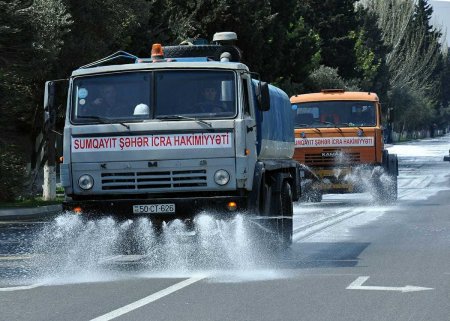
(290, 89, 398, 202)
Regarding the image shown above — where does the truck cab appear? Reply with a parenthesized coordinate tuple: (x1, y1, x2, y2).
(291, 90, 398, 202)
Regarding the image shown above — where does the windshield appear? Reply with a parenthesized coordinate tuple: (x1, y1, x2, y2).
(292, 101, 377, 128)
(155, 70, 236, 117)
(71, 70, 236, 123)
(72, 72, 151, 122)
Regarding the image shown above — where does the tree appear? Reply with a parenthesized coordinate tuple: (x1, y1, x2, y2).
(160, 0, 321, 85)
(361, 0, 446, 130)
(273, 1, 321, 84)
(0, 0, 34, 65)
(58, 0, 151, 73)
(353, 5, 390, 103)
(161, 0, 274, 78)
(0, 0, 72, 199)
(362, 0, 442, 91)
(303, 65, 360, 93)
(302, 0, 359, 79)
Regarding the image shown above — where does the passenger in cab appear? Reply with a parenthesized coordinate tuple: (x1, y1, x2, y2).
(196, 86, 226, 113)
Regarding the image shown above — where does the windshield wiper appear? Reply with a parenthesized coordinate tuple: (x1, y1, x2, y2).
(296, 123, 322, 134)
(77, 115, 130, 129)
(156, 115, 212, 128)
(330, 124, 344, 133)
(317, 120, 334, 125)
(342, 122, 365, 132)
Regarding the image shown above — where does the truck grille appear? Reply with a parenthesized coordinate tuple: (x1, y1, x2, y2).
(101, 169, 207, 191)
(305, 149, 360, 166)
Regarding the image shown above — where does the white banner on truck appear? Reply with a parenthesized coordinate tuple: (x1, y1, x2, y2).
(72, 132, 232, 152)
(295, 136, 374, 148)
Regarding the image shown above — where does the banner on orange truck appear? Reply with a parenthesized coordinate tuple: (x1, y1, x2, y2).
(295, 136, 374, 148)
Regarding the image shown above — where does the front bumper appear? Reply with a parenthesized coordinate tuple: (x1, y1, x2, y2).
(315, 166, 376, 194)
(63, 195, 247, 219)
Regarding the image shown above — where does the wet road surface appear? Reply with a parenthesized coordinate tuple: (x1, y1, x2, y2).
(1, 135, 450, 321)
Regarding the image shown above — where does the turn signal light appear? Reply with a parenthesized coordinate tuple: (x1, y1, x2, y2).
(227, 201, 237, 211)
(245, 149, 250, 156)
(59, 156, 64, 163)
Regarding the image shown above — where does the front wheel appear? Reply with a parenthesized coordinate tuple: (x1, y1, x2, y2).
(372, 153, 398, 203)
(268, 180, 293, 247)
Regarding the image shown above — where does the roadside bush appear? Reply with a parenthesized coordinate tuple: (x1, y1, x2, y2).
(388, 86, 435, 132)
(0, 144, 26, 201)
(303, 65, 360, 93)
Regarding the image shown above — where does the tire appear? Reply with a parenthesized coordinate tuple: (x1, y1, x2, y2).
(279, 181, 294, 246)
(372, 153, 398, 203)
(162, 45, 242, 62)
(268, 180, 293, 247)
(386, 154, 398, 202)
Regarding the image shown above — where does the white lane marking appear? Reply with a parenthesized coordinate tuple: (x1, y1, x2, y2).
(346, 276, 433, 293)
(293, 209, 352, 233)
(0, 283, 44, 292)
(293, 210, 365, 242)
(90, 276, 206, 321)
(97, 255, 125, 264)
(0, 255, 35, 261)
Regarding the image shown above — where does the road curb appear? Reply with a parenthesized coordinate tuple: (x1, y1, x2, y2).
(0, 204, 62, 221)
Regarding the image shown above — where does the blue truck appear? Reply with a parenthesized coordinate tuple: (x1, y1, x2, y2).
(44, 32, 304, 246)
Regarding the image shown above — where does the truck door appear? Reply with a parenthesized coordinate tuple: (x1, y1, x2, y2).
(240, 74, 257, 190)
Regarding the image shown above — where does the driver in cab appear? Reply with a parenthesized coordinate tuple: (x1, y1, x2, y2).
(352, 105, 373, 125)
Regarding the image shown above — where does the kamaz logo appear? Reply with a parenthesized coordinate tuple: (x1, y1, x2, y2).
(148, 161, 158, 167)
(322, 152, 341, 157)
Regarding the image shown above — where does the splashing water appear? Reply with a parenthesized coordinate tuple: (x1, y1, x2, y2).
(339, 164, 396, 204)
(27, 212, 276, 283)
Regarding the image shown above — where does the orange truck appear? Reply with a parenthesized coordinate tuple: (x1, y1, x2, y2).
(290, 89, 398, 202)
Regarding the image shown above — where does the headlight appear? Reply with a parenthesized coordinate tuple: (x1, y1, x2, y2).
(214, 169, 230, 186)
(78, 174, 94, 190)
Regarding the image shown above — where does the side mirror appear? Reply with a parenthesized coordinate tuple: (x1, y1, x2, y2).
(44, 81, 56, 132)
(257, 82, 270, 111)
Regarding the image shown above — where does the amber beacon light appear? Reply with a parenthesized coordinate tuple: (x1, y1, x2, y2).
(151, 43, 164, 61)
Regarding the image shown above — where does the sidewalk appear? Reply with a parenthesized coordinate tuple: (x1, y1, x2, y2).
(0, 204, 62, 221)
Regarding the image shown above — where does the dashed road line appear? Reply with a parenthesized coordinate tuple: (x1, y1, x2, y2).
(89, 276, 206, 321)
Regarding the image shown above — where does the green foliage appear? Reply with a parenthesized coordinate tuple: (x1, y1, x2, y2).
(353, 5, 390, 101)
(60, 0, 151, 72)
(302, 0, 359, 79)
(363, 0, 446, 129)
(162, 0, 274, 79)
(0, 196, 63, 208)
(303, 65, 360, 93)
(352, 29, 380, 80)
(0, 0, 34, 66)
(388, 86, 435, 131)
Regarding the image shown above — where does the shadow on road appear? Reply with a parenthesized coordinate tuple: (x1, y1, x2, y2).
(277, 242, 370, 269)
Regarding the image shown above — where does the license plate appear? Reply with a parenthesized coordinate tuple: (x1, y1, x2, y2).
(133, 204, 175, 214)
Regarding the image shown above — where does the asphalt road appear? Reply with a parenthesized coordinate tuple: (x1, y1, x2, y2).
(1, 135, 450, 321)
